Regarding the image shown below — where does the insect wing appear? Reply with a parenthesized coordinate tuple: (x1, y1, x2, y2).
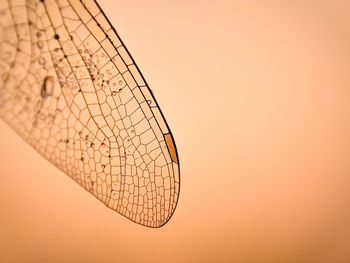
(0, 0, 180, 227)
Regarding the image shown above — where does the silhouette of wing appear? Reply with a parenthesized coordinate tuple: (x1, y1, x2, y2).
(0, 0, 180, 227)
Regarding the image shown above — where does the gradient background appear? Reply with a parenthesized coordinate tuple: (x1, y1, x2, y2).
(1, 0, 350, 262)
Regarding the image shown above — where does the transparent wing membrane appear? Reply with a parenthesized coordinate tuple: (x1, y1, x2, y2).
(0, 0, 180, 227)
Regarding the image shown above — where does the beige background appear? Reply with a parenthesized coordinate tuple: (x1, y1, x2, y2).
(1, 0, 350, 262)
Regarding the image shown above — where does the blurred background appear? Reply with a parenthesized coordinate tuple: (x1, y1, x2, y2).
(1, 0, 350, 262)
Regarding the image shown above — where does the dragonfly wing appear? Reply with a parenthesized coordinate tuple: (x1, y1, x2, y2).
(0, 0, 180, 228)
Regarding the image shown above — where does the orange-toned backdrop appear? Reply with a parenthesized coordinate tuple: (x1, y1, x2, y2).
(1, 0, 350, 262)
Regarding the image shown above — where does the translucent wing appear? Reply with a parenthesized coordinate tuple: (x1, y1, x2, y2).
(0, 0, 180, 227)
